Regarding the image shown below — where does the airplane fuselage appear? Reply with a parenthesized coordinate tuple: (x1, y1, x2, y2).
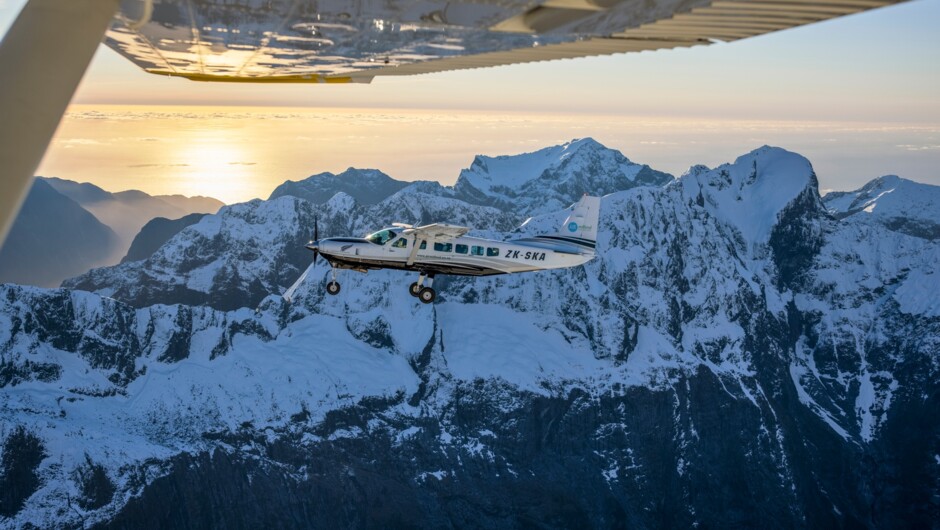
(282, 195, 602, 304)
(313, 230, 593, 277)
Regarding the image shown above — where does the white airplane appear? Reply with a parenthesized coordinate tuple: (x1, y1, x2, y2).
(283, 195, 600, 304)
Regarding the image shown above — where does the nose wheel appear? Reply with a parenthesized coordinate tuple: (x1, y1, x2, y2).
(325, 268, 341, 295)
(408, 273, 436, 304)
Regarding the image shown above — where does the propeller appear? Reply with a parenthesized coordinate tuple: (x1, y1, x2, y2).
(283, 217, 320, 303)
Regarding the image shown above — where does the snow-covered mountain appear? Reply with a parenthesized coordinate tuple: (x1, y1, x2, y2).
(268, 168, 412, 206)
(65, 191, 518, 311)
(455, 137, 673, 213)
(2, 140, 938, 528)
(824, 174, 940, 240)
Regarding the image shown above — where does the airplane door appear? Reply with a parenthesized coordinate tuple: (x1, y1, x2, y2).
(390, 236, 408, 256)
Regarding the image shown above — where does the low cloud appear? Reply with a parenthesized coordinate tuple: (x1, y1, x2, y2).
(896, 144, 940, 152)
(59, 138, 105, 148)
(127, 163, 190, 168)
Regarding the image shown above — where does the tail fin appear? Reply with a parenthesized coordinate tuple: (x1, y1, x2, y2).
(561, 195, 600, 239)
(546, 195, 600, 251)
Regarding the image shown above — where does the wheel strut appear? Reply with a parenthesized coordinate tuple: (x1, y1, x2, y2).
(326, 268, 341, 295)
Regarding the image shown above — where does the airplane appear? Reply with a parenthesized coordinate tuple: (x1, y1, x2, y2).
(283, 195, 601, 304)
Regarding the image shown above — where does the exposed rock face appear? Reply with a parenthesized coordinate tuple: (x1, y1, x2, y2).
(1, 141, 937, 528)
(122, 213, 209, 264)
(0, 427, 46, 518)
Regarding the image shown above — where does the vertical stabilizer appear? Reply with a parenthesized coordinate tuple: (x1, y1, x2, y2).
(541, 195, 600, 251)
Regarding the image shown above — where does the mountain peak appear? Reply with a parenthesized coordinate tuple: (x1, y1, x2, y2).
(679, 146, 821, 248)
(455, 138, 671, 213)
(269, 168, 411, 205)
(868, 174, 902, 187)
(824, 174, 940, 239)
(326, 191, 357, 210)
(42, 176, 113, 203)
(563, 136, 606, 151)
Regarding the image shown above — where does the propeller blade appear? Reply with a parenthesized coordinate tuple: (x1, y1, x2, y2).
(283, 261, 315, 303)
(314, 216, 319, 242)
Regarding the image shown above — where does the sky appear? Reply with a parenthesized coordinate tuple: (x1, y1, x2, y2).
(1, 0, 938, 203)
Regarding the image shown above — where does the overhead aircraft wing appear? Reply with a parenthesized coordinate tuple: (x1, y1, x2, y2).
(105, 0, 907, 84)
(403, 223, 472, 241)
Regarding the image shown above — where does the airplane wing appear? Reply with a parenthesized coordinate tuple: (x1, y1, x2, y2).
(0, 0, 912, 249)
(403, 223, 472, 241)
(105, 0, 908, 84)
(401, 223, 470, 265)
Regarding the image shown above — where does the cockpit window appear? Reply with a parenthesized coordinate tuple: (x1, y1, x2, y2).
(366, 229, 396, 245)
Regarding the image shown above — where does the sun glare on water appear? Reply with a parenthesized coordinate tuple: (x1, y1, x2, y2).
(174, 134, 258, 203)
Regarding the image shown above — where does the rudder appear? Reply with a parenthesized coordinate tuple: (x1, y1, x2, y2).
(541, 195, 600, 252)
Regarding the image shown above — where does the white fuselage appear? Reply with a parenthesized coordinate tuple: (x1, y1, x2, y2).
(315, 230, 593, 277)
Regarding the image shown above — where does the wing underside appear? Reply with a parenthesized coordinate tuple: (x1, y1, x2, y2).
(107, 0, 906, 83)
(403, 223, 472, 241)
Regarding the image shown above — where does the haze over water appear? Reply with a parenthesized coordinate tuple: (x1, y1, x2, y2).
(41, 106, 939, 204)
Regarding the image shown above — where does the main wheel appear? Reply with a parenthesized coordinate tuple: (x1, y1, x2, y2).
(326, 281, 341, 295)
(408, 282, 422, 297)
(418, 287, 436, 304)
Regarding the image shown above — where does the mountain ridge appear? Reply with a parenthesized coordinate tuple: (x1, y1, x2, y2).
(0, 180, 118, 287)
(42, 176, 224, 268)
(1, 141, 937, 528)
(823, 174, 940, 240)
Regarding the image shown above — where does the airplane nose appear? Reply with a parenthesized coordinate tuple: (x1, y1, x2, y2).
(306, 240, 319, 251)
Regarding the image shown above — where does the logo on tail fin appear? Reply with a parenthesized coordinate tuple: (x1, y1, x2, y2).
(567, 222, 578, 232)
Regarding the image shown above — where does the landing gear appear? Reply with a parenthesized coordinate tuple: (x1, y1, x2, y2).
(418, 287, 436, 304)
(326, 281, 341, 295)
(409, 273, 436, 304)
(325, 268, 341, 295)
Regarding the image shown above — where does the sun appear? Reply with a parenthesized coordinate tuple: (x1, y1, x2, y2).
(174, 131, 258, 203)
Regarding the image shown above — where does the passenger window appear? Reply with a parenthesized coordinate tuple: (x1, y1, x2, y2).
(419, 241, 427, 249)
(471, 246, 484, 256)
(486, 247, 499, 257)
(392, 238, 408, 248)
(433, 242, 453, 252)
(455, 244, 468, 254)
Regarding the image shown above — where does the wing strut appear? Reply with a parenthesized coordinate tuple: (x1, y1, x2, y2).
(406, 236, 424, 266)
